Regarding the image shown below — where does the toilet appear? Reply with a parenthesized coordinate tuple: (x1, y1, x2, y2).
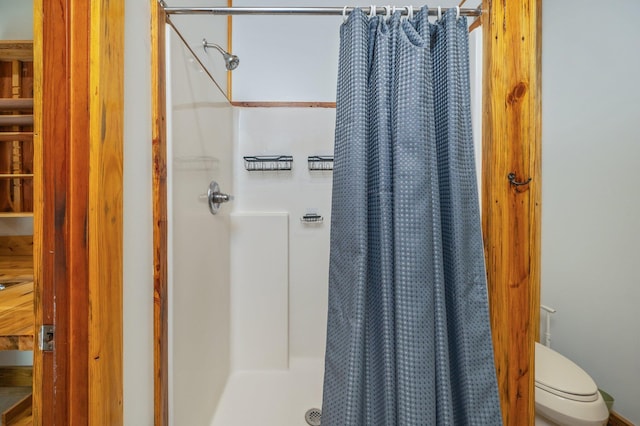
(535, 342, 609, 426)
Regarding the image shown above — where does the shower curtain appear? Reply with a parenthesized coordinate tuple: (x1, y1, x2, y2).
(322, 7, 502, 425)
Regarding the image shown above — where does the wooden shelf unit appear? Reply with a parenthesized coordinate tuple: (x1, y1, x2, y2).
(0, 235, 34, 425)
(0, 41, 34, 217)
(0, 367, 32, 425)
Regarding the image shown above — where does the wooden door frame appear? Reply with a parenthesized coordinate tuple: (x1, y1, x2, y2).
(33, 0, 124, 424)
(151, 2, 542, 425)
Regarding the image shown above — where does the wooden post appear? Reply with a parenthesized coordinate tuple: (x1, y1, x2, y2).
(482, 1, 542, 425)
(87, 0, 125, 423)
(151, 2, 169, 425)
(33, 1, 72, 422)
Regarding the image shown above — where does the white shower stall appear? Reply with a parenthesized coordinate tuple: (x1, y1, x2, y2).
(167, 18, 334, 426)
(165, 2, 483, 425)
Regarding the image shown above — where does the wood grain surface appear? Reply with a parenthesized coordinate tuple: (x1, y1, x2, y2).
(0, 236, 34, 351)
(482, 1, 542, 425)
(86, 1, 125, 424)
(0, 279, 33, 351)
(0, 42, 33, 62)
(151, 2, 169, 424)
(32, 0, 124, 423)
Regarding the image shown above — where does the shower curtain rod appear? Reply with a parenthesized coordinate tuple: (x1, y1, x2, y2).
(163, 6, 482, 17)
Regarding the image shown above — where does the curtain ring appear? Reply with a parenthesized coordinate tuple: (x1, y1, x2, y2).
(369, 5, 377, 17)
(456, 6, 460, 20)
(384, 5, 391, 19)
(392, 5, 397, 15)
(437, 6, 442, 20)
(342, 5, 348, 23)
(406, 5, 414, 20)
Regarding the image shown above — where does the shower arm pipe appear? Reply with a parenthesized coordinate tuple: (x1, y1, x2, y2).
(163, 6, 482, 17)
(202, 41, 226, 56)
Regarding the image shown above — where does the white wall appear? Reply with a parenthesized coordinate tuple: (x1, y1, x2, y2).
(232, 0, 479, 102)
(541, 1, 640, 422)
(231, 0, 343, 102)
(0, 218, 32, 235)
(0, 0, 33, 39)
(168, 29, 234, 425)
(234, 108, 335, 361)
(123, 1, 154, 424)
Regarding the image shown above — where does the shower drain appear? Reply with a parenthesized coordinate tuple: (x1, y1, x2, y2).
(304, 408, 322, 426)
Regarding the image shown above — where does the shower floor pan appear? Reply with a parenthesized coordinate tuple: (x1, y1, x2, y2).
(211, 357, 324, 426)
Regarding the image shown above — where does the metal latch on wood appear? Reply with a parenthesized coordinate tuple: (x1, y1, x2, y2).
(39, 325, 55, 351)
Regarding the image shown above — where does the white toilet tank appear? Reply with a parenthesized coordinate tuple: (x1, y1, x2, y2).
(534, 342, 609, 426)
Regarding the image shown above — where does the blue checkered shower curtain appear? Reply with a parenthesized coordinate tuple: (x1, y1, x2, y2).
(321, 7, 502, 425)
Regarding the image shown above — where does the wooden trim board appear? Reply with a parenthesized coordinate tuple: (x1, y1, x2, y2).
(608, 411, 636, 426)
(231, 101, 336, 108)
(227, 0, 233, 99)
(33, 0, 67, 421)
(0, 133, 33, 142)
(86, 1, 125, 423)
(151, 2, 169, 425)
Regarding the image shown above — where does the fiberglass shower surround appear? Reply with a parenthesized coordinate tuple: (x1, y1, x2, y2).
(167, 4, 497, 426)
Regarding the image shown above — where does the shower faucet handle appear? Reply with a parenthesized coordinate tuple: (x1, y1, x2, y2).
(212, 192, 231, 204)
(207, 180, 233, 215)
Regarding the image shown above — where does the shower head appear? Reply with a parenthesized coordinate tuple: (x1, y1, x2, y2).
(202, 38, 239, 71)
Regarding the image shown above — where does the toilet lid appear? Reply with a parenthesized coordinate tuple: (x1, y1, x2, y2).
(535, 342, 599, 402)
